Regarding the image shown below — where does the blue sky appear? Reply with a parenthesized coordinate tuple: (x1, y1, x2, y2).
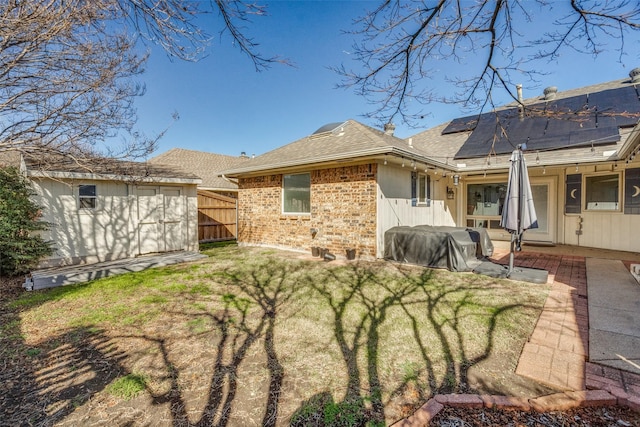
(132, 1, 640, 159)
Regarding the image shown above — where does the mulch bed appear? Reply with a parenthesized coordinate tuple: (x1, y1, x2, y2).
(0, 275, 24, 300)
(431, 405, 640, 426)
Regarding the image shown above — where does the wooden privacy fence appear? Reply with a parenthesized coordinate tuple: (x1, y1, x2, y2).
(197, 190, 237, 242)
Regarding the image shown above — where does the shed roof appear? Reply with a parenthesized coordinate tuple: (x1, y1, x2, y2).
(9, 152, 201, 184)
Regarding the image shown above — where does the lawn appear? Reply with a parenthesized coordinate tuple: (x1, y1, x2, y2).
(0, 244, 551, 426)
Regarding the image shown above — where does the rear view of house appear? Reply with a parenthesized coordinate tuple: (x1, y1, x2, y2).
(221, 120, 458, 259)
(413, 72, 640, 253)
(222, 71, 640, 259)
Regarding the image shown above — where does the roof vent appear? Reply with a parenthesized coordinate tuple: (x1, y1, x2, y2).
(384, 122, 396, 136)
(630, 68, 640, 83)
(543, 86, 558, 100)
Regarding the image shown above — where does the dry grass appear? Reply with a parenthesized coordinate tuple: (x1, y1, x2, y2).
(0, 245, 551, 426)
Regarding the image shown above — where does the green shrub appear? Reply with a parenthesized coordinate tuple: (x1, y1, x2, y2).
(0, 167, 53, 276)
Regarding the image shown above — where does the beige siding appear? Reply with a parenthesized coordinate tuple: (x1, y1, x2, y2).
(556, 163, 640, 253)
(31, 178, 198, 267)
(456, 162, 640, 253)
(565, 211, 640, 252)
(377, 164, 455, 258)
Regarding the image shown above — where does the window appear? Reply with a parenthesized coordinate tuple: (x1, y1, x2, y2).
(466, 183, 507, 216)
(283, 173, 310, 214)
(585, 174, 619, 211)
(79, 184, 97, 209)
(466, 182, 508, 230)
(418, 174, 430, 204)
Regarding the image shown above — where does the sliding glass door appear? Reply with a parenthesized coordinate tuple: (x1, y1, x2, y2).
(465, 178, 554, 242)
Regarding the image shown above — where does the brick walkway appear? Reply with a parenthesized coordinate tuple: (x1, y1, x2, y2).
(490, 247, 640, 402)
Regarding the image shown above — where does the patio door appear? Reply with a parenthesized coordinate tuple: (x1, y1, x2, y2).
(465, 177, 555, 243)
(524, 178, 556, 243)
(137, 186, 185, 254)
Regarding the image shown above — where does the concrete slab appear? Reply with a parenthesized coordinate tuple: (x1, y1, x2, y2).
(589, 330, 640, 372)
(586, 258, 640, 375)
(472, 260, 549, 284)
(589, 307, 640, 336)
(24, 251, 207, 291)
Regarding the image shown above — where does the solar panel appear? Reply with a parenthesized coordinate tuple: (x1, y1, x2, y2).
(589, 86, 639, 113)
(452, 84, 640, 159)
(442, 115, 479, 134)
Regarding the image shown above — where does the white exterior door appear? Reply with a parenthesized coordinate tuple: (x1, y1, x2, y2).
(524, 179, 556, 243)
(137, 186, 185, 254)
(161, 187, 184, 252)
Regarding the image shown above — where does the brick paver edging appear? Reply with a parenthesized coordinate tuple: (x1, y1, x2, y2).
(391, 390, 640, 426)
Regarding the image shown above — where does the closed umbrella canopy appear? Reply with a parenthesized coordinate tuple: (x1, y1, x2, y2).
(501, 146, 538, 275)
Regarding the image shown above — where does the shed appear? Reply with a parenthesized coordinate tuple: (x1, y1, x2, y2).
(1, 153, 201, 268)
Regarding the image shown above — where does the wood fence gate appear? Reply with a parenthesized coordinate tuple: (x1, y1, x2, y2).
(197, 190, 237, 242)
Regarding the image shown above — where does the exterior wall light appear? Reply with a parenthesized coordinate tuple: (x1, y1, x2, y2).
(453, 175, 460, 186)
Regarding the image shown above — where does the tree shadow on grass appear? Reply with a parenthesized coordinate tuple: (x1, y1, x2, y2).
(115, 259, 299, 427)
(1, 252, 550, 426)
(292, 262, 547, 426)
(0, 324, 128, 426)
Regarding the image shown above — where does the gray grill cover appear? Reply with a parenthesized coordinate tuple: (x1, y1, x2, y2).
(384, 226, 494, 272)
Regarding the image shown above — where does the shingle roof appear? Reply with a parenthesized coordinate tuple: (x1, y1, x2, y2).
(149, 148, 249, 190)
(222, 119, 443, 176)
(441, 78, 640, 159)
(221, 79, 640, 179)
(19, 153, 200, 182)
(511, 78, 636, 107)
(410, 78, 640, 172)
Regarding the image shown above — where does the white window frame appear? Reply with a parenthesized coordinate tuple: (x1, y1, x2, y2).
(78, 184, 97, 210)
(417, 173, 431, 205)
(282, 173, 311, 215)
(584, 172, 621, 212)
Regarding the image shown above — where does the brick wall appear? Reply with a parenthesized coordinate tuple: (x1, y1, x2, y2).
(238, 163, 378, 259)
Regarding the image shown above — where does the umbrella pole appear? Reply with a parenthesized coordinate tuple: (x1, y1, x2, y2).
(508, 233, 515, 277)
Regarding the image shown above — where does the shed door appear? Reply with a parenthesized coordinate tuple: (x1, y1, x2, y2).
(161, 187, 184, 252)
(137, 186, 185, 254)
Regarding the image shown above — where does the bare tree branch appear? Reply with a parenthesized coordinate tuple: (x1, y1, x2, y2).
(0, 0, 284, 168)
(0, 0, 148, 162)
(337, 0, 640, 128)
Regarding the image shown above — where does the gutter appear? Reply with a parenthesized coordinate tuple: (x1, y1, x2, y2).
(616, 122, 640, 161)
(27, 169, 202, 185)
(221, 146, 456, 177)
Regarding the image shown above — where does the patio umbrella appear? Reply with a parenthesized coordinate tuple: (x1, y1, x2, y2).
(500, 145, 538, 276)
